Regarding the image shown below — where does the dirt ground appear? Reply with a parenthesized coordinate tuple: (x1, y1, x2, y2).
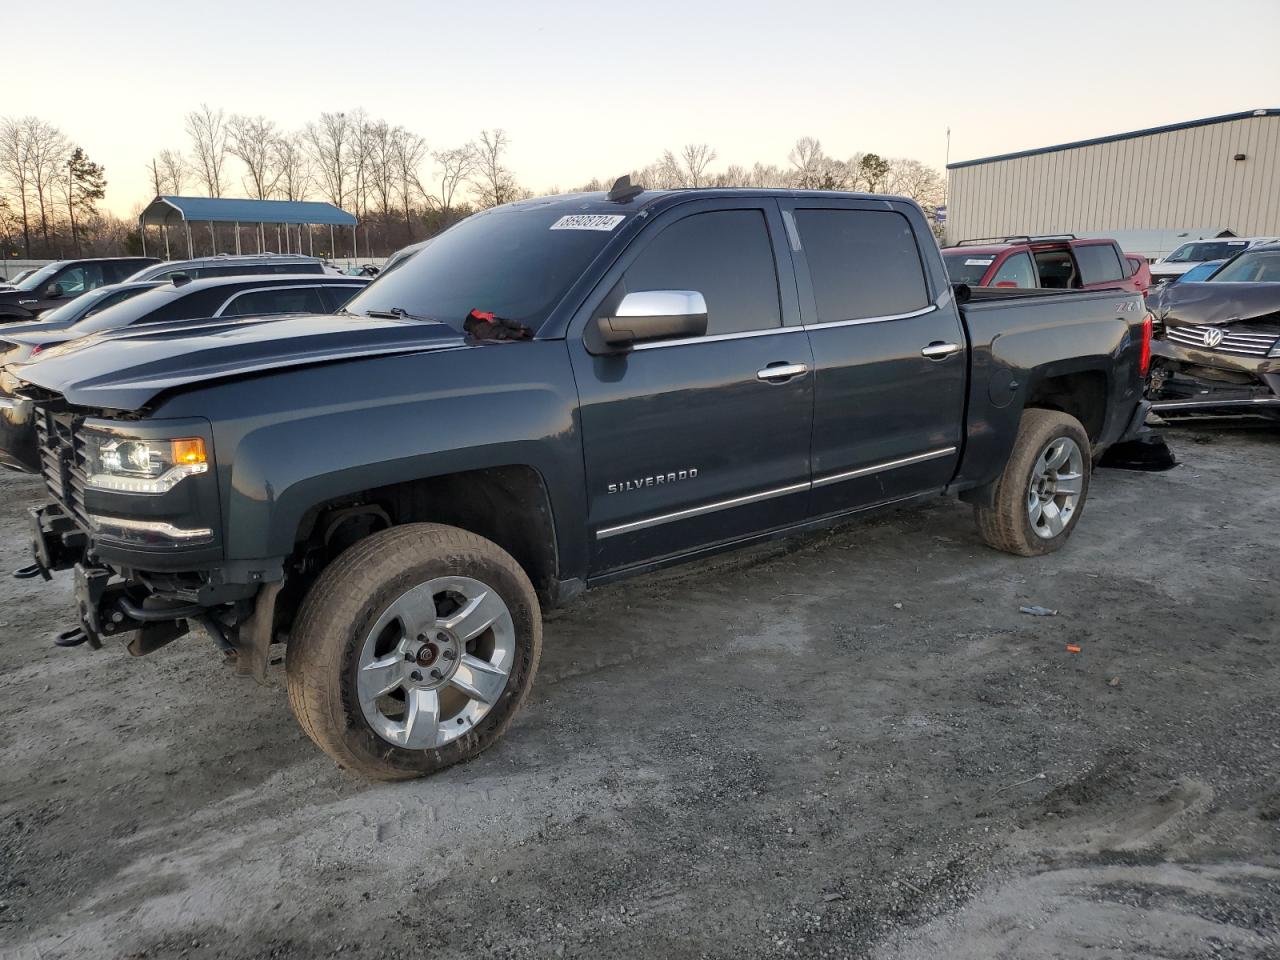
(1, 422, 1277, 960)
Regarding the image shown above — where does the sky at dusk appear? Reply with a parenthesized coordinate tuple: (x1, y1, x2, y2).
(9, 0, 1280, 217)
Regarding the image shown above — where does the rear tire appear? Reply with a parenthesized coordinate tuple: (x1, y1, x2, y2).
(285, 523, 541, 781)
(975, 408, 1091, 557)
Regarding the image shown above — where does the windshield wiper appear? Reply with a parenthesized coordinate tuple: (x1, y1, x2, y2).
(362, 306, 434, 322)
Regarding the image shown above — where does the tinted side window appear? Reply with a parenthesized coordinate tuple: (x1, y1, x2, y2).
(55, 263, 106, 295)
(194, 265, 263, 279)
(624, 210, 780, 335)
(1074, 244, 1124, 284)
(220, 287, 325, 317)
(133, 290, 225, 325)
(270, 262, 322, 274)
(106, 261, 147, 283)
(319, 285, 361, 312)
(83, 287, 148, 318)
(795, 209, 929, 321)
(990, 252, 1037, 288)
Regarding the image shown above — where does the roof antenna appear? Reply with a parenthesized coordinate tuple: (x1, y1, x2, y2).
(607, 175, 643, 203)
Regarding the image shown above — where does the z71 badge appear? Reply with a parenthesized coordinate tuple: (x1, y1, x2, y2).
(608, 469, 698, 494)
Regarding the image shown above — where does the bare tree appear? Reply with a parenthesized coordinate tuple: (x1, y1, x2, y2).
(0, 116, 34, 255)
(273, 133, 311, 201)
(347, 110, 374, 219)
(363, 119, 397, 219)
(23, 117, 71, 247)
(886, 157, 944, 208)
(388, 127, 429, 236)
(227, 114, 280, 199)
(680, 143, 717, 187)
(429, 146, 475, 220)
(157, 149, 188, 194)
(788, 136, 826, 188)
(0, 194, 17, 254)
(304, 111, 355, 209)
(652, 151, 686, 188)
(185, 104, 229, 197)
(749, 162, 790, 188)
(146, 157, 164, 196)
(470, 129, 524, 208)
(788, 137, 850, 190)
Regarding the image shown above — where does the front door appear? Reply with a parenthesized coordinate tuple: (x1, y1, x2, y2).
(38, 262, 107, 313)
(567, 201, 814, 575)
(780, 200, 966, 517)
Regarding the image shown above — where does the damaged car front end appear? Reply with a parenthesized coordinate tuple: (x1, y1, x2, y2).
(10, 310, 469, 678)
(15, 393, 267, 661)
(1146, 250, 1280, 421)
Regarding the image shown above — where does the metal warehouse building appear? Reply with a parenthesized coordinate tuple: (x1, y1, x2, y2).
(946, 109, 1280, 254)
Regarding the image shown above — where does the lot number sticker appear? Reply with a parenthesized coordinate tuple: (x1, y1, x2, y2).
(550, 214, 626, 231)
(965, 258, 995, 266)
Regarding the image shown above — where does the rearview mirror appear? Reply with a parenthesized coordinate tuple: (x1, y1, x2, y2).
(596, 290, 708, 348)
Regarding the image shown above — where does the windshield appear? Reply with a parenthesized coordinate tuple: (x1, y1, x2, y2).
(14, 262, 65, 292)
(36, 284, 141, 324)
(942, 251, 998, 285)
(1176, 260, 1225, 283)
(343, 206, 626, 329)
(1165, 241, 1249, 263)
(1210, 250, 1280, 283)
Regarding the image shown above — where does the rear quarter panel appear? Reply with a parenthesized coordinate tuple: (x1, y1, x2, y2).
(955, 290, 1146, 490)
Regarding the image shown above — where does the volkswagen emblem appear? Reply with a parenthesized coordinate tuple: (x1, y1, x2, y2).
(1201, 327, 1225, 349)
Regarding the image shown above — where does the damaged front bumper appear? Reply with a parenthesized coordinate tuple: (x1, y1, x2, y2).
(1147, 338, 1280, 420)
(20, 503, 203, 653)
(17, 503, 280, 679)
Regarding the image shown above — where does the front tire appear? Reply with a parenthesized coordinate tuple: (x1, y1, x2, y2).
(286, 523, 542, 781)
(975, 408, 1091, 557)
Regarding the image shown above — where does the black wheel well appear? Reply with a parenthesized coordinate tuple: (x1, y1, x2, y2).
(1025, 371, 1107, 443)
(292, 465, 560, 606)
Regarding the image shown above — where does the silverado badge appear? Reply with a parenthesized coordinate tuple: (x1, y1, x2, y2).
(608, 469, 699, 494)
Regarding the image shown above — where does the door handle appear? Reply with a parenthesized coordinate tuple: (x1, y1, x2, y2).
(921, 341, 962, 360)
(756, 362, 809, 382)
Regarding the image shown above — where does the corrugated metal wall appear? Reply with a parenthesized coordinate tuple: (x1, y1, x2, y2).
(946, 114, 1280, 244)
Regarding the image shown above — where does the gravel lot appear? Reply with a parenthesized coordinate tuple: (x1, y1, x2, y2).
(2, 423, 1278, 960)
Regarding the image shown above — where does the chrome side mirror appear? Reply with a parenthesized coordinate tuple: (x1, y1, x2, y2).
(596, 290, 708, 348)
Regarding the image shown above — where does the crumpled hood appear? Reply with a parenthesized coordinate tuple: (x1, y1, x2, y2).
(15, 312, 469, 411)
(1149, 282, 1280, 328)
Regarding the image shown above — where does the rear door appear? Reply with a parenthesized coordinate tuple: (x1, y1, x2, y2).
(779, 199, 966, 518)
(567, 199, 814, 574)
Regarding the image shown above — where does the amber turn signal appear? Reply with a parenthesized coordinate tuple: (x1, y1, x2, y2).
(172, 438, 207, 465)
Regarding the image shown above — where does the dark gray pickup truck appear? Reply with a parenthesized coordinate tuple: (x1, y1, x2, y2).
(11, 185, 1152, 780)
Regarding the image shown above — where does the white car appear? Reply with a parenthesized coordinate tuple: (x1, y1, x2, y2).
(1150, 236, 1279, 285)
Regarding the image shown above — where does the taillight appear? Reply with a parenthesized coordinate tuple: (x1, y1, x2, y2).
(31, 343, 46, 356)
(1139, 313, 1153, 377)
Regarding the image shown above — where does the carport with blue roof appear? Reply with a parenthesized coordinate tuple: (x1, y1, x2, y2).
(137, 195, 358, 260)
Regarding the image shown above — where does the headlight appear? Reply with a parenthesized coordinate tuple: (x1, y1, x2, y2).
(1269, 341, 1280, 358)
(84, 432, 208, 494)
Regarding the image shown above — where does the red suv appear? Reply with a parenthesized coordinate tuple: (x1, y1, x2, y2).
(942, 235, 1148, 294)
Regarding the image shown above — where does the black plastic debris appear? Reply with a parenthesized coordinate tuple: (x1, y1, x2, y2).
(1097, 428, 1178, 472)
